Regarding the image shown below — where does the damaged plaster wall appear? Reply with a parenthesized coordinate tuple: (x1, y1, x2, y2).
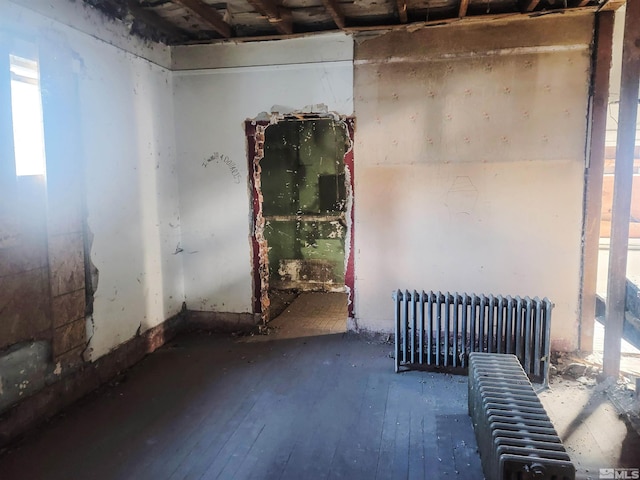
(81, 42, 183, 360)
(172, 34, 353, 314)
(1, 2, 184, 362)
(353, 13, 594, 350)
(352, 15, 593, 350)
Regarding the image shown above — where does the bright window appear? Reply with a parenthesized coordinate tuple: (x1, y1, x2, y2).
(9, 54, 46, 176)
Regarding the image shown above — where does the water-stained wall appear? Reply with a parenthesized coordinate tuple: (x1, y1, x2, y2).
(262, 119, 348, 291)
(1, 4, 597, 388)
(353, 13, 595, 350)
(1, 1, 183, 366)
(0, 1, 183, 420)
(0, 177, 50, 352)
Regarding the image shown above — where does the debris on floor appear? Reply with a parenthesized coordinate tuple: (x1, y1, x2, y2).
(549, 351, 640, 439)
(265, 289, 299, 321)
(242, 291, 347, 342)
(540, 372, 640, 478)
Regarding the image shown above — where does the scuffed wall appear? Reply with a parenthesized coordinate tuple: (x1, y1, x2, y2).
(173, 35, 353, 315)
(80, 40, 184, 360)
(353, 13, 594, 350)
(1, 2, 184, 363)
(2, 1, 595, 372)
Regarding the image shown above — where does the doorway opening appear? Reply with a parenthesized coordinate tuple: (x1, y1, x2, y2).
(247, 115, 355, 328)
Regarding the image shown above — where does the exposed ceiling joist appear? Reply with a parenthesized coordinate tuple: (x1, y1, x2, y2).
(321, 0, 346, 29)
(246, 0, 293, 34)
(173, 0, 232, 38)
(396, 0, 408, 23)
(458, 0, 470, 17)
(82, 0, 608, 44)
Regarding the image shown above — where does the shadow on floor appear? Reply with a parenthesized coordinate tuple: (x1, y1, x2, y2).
(249, 291, 348, 341)
(618, 421, 640, 468)
(0, 313, 483, 479)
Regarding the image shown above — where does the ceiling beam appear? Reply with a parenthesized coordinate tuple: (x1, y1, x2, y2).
(246, 0, 293, 35)
(396, 0, 408, 23)
(126, 1, 191, 42)
(178, 7, 600, 44)
(458, 0, 469, 17)
(322, 0, 346, 29)
(173, 0, 232, 38)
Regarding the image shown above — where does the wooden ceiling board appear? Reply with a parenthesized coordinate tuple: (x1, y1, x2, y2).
(80, 0, 620, 43)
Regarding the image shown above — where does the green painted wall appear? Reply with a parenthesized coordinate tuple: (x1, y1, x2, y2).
(262, 119, 348, 291)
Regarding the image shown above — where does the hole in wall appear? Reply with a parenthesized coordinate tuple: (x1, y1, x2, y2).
(247, 113, 355, 326)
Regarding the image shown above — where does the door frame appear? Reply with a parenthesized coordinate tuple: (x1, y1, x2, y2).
(246, 114, 356, 322)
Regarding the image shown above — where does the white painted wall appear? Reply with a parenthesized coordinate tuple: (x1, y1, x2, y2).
(353, 14, 594, 350)
(4, 0, 597, 354)
(80, 43, 183, 359)
(1, 1, 184, 360)
(173, 35, 353, 313)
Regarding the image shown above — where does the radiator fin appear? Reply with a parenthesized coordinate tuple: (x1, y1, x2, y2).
(393, 290, 553, 383)
(468, 352, 575, 480)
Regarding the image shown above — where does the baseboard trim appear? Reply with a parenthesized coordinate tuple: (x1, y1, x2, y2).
(0, 308, 297, 449)
(0, 312, 184, 449)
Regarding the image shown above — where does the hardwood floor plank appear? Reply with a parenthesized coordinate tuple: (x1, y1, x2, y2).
(327, 372, 388, 479)
(0, 294, 484, 480)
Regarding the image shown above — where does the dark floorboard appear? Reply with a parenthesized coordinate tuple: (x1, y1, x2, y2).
(0, 329, 484, 479)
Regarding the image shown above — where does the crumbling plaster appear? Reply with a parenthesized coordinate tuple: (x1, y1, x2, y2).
(1, 1, 184, 363)
(80, 42, 184, 360)
(1, 0, 600, 376)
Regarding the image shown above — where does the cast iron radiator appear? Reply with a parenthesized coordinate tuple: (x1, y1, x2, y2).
(392, 290, 553, 382)
(468, 352, 575, 480)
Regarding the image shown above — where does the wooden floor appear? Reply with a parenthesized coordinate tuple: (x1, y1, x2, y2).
(540, 378, 640, 479)
(256, 291, 349, 340)
(0, 293, 484, 480)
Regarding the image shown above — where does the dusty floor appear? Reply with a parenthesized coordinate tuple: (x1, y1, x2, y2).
(1, 291, 638, 480)
(249, 291, 348, 341)
(0, 292, 483, 480)
(540, 377, 640, 480)
(264, 290, 299, 322)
